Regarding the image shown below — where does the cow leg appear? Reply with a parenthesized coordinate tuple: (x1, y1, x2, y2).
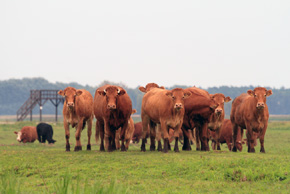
(195, 127, 201, 151)
(246, 126, 255, 153)
(74, 120, 83, 151)
(141, 115, 150, 152)
(64, 120, 70, 152)
(150, 123, 157, 151)
(182, 128, 191, 151)
(156, 125, 162, 151)
(232, 124, 238, 152)
(259, 125, 267, 153)
(160, 121, 170, 153)
(86, 118, 92, 150)
(120, 122, 129, 152)
(173, 127, 181, 152)
(115, 129, 121, 150)
(104, 122, 112, 152)
(199, 124, 209, 151)
(216, 128, 221, 150)
(97, 121, 105, 152)
(174, 137, 179, 152)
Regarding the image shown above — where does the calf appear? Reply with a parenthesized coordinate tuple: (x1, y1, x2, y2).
(14, 126, 37, 143)
(58, 87, 93, 151)
(36, 123, 56, 144)
(94, 85, 132, 152)
(231, 87, 272, 153)
(210, 119, 243, 151)
(115, 109, 137, 150)
(140, 87, 191, 153)
(208, 93, 231, 150)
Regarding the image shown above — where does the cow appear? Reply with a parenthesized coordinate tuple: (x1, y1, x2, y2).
(231, 87, 272, 153)
(182, 87, 218, 151)
(208, 93, 231, 150)
(140, 87, 192, 153)
(58, 87, 93, 152)
(36, 123, 56, 144)
(94, 85, 132, 152)
(115, 109, 137, 150)
(138, 83, 166, 151)
(210, 119, 243, 151)
(14, 126, 37, 143)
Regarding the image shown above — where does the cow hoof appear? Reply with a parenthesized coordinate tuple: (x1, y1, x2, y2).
(232, 147, 237, 152)
(74, 146, 82, 151)
(196, 147, 201, 151)
(66, 145, 70, 152)
(174, 147, 179, 152)
(141, 144, 146, 152)
(217, 146, 221, 150)
(150, 145, 156, 151)
(100, 145, 105, 151)
(260, 147, 265, 153)
(87, 144, 91, 151)
(121, 145, 126, 152)
(248, 148, 255, 153)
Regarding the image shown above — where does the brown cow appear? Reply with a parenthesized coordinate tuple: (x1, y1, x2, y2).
(182, 87, 218, 151)
(231, 87, 272, 153)
(210, 119, 243, 151)
(208, 93, 231, 150)
(94, 85, 132, 152)
(58, 87, 93, 151)
(139, 83, 165, 151)
(14, 126, 37, 143)
(140, 87, 191, 153)
(115, 109, 137, 150)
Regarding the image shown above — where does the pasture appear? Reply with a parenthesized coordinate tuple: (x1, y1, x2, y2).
(0, 120, 290, 193)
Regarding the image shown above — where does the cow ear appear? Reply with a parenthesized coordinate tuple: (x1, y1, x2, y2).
(139, 86, 146, 93)
(166, 91, 173, 97)
(184, 91, 192, 98)
(132, 109, 137, 114)
(266, 90, 273, 97)
(247, 90, 254, 96)
(76, 90, 83, 96)
(118, 89, 126, 96)
(210, 94, 214, 99)
(224, 96, 232, 103)
(160, 86, 165, 89)
(14, 131, 18, 134)
(58, 90, 65, 96)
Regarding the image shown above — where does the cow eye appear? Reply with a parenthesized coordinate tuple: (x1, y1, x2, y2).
(254, 94, 257, 97)
(264, 94, 266, 97)
(172, 96, 176, 99)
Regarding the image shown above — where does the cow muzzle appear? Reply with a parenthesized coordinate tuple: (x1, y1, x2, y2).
(107, 104, 116, 110)
(174, 103, 183, 110)
(67, 102, 74, 110)
(215, 109, 223, 115)
(257, 102, 265, 109)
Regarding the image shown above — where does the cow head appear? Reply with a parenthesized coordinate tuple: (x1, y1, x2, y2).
(98, 86, 126, 110)
(166, 88, 191, 111)
(58, 87, 83, 111)
(210, 93, 231, 116)
(247, 87, 272, 110)
(139, 83, 165, 93)
(14, 131, 22, 142)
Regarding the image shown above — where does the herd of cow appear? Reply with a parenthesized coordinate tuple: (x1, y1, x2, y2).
(14, 83, 273, 153)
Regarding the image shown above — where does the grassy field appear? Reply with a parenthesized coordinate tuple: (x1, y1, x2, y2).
(0, 120, 290, 193)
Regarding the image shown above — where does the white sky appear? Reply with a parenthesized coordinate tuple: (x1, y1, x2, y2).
(0, 0, 289, 89)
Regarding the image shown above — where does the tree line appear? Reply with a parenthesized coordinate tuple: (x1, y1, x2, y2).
(0, 77, 288, 116)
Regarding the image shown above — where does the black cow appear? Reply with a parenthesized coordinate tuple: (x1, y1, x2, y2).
(36, 123, 56, 144)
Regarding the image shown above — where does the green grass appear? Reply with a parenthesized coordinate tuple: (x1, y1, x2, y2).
(1, 121, 290, 193)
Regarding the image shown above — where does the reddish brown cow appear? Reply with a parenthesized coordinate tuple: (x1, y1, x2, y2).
(58, 87, 93, 151)
(210, 119, 243, 151)
(140, 87, 191, 153)
(231, 87, 272, 153)
(94, 85, 132, 152)
(208, 93, 231, 150)
(182, 87, 218, 151)
(14, 126, 37, 143)
(139, 83, 165, 151)
(115, 109, 137, 150)
(132, 122, 149, 144)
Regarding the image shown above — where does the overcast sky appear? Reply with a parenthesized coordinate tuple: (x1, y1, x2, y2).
(1, 0, 289, 89)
